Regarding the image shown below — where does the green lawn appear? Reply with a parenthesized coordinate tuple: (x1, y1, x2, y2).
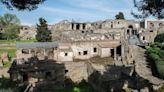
(0, 49, 16, 59)
(0, 49, 16, 68)
(0, 39, 36, 68)
(0, 39, 36, 44)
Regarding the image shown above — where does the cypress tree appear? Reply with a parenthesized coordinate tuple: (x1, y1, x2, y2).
(36, 17, 52, 42)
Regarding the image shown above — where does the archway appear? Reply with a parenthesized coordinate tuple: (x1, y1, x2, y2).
(128, 25, 133, 29)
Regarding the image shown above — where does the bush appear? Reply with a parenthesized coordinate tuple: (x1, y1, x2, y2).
(155, 33, 164, 43)
(146, 43, 164, 79)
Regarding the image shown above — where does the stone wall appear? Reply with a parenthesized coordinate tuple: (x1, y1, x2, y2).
(19, 26, 36, 40)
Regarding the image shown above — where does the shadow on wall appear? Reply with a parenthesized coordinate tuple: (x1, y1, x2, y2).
(58, 64, 154, 92)
(87, 65, 154, 92)
(0, 77, 26, 92)
(8, 56, 155, 92)
(8, 56, 66, 92)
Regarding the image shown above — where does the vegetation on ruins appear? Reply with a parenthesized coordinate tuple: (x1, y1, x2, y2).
(0, 13, 20, 40)
(115, 12, 125, 20)
(36, 17, 52, 42)
(0, 0, 45, 11)
(58, 81, 94, 92)
(154, 33, 164, 43)
(133, 0, 164, 19)
(157, 84, 164, 92)
(0, 77, 26, 92)
(146, 34, 164, 79)
(0, 40, 36, 68)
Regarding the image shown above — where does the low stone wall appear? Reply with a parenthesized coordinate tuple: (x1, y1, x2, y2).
(63, 60, 134, 92)
(87, 65, 134, 92)
(64, 62, 92, 83)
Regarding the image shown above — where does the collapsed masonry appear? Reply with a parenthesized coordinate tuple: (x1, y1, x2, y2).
(9, 19, 164, 92)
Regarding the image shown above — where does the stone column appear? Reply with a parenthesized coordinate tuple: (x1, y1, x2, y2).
(125, 29, 127, 39)
(29, 49, 31, 54)
(29, 49, 32, 57)
(129, 29, 132, 36)
(114, 48, 117, 61)
(73, 24, 77, 30)
(43, 49, 46, 56)
(121, 45, 125, 61)
(80, 24, 83, 30)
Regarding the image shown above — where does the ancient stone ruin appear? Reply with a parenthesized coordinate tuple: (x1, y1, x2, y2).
(9, 19, 164, 92)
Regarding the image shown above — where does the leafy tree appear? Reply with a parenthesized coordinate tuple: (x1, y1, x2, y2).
(132, 0, 164, 19)
(0, 0, 45, 11)
(36, 17, 52, 42)
(0, 13, 20, 40)
(3, 24, 20, 40)
(115, 12, 125, 19)
(0, 13, 20, 27)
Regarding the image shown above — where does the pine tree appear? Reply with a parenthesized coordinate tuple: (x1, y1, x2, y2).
(133, 0, 164, 19)
(36, 18, 52, 42)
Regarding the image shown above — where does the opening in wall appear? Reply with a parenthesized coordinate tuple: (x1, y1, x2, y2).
(111, 24, 113, 28)
(65, 70, 68, 73)
(83, 24, 85, 29)
(23, 74, 28, 82)
(127, 29, 129, 34)
(22, 49, 29, 54)
(76, 24, 80, 30)
(45, 72, 52, 79)
(83, 51, 88, 55)
(93, 48, 97, 52)
(65, 53, 68, 56)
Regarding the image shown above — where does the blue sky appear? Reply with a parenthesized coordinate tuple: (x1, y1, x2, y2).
(0, 0, 144, 25)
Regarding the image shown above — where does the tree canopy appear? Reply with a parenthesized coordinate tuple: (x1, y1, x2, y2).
(0, 13, 20, 27)
(115, 12, 125, 20)
(36, 18, 52, 42)
(0, 0, 45, 11)
(132, 0, 164, 19)
(0, 13, 20, 40)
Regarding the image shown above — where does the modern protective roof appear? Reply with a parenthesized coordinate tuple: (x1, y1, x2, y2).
(16, 42, 58, 49)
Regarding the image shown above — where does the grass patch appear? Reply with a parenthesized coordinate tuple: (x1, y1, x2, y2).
(0, 39, 36, 44)
(16, 39, 37, 42)
(0, 49, 16, 60)
(0, 49, 16, 67)
(2, 61, 12, 68)
(58, 82, 94, 92)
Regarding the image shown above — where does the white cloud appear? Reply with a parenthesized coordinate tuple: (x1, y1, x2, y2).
(40, 6, 97, 17)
